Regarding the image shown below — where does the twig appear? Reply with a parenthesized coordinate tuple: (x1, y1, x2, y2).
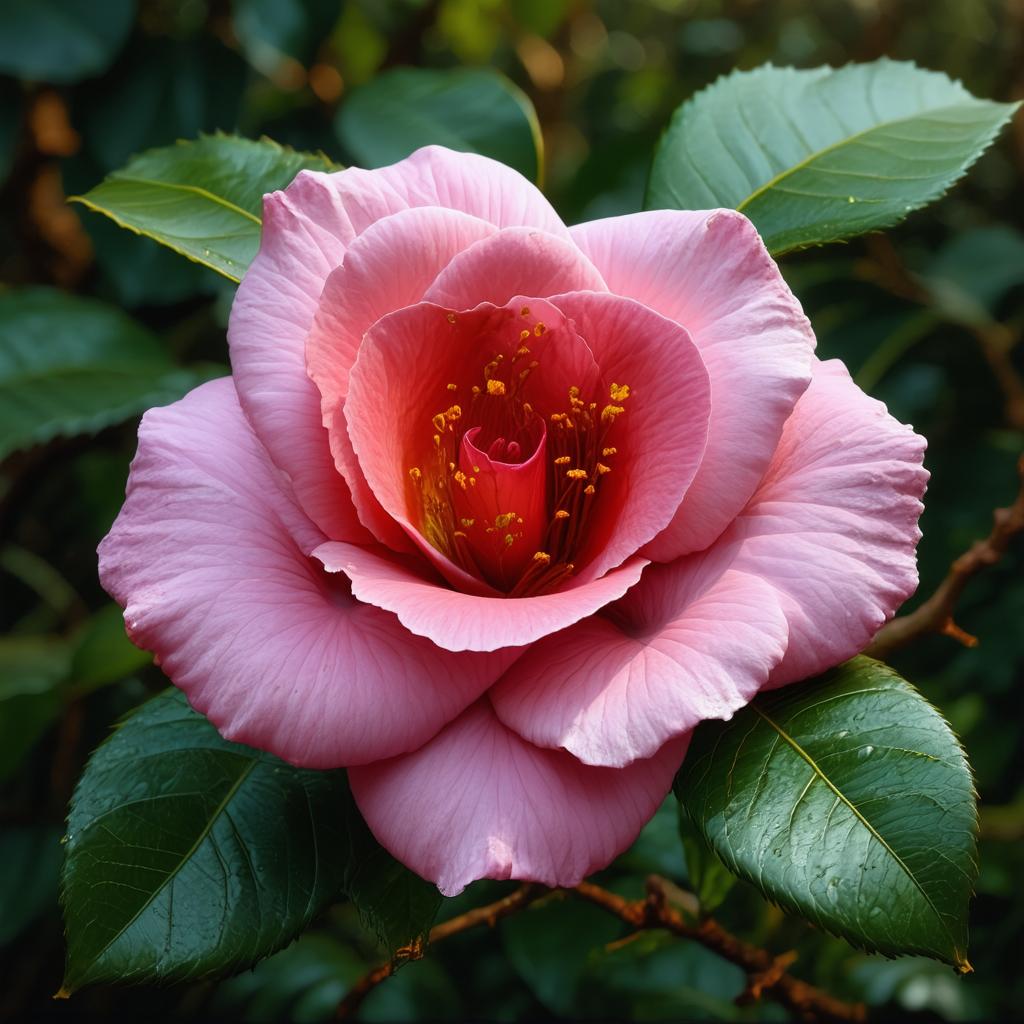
(576, 877, 865, 1023)
(336, 877, 864, 1023)
(334, 883, 544, 1019)
(866, 455, 1024, 659)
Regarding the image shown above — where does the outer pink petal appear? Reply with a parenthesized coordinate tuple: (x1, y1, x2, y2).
(349, 699, 688, 896)
(371, 145, 569, 238)
(306, 206, 498, 429)
(571, 209, 815, 559)
(727, 358, 928, 686)
(98, 378, 507, 767)
(314, 541, 649, 652)
(490, 560, 788, 767)
(423, 227, 607, 309)
(547, 291, 711, 582)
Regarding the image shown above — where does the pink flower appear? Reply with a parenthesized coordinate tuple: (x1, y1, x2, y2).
(99, 147, 928, 896)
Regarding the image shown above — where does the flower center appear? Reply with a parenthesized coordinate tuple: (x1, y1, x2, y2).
(407, 312, 630, 596)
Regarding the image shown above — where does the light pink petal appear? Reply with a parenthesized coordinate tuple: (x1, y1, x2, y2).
(98, 378, 507, 767)
(546, 291, 711, 582)
(571, 209, 815, 559)
(423, 227, 606, 309)
(727, 358, 928, 686)
(371, 145, 569, 238)
(349, 699, 688, 896)
(315, 540, 649, 652)
(306, 206, 498, 429)
(491, 559, 788, 767)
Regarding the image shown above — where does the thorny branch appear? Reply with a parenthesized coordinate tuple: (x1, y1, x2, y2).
(335, 878, 865, 1023)
(867, 454, 1024, 659)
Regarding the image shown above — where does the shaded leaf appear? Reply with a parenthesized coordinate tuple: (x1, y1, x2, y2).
(0, 0, 134, 84)
(0, 825, 63, 945)
(71, 134, 338, 282)
(0, 289, 221, 460)
(70, 603, 152, 697)
(336, 67, 542, 183)
(675, 658, 978, 968)
(678, 811, 736, 914)
(647, 60, 1020, 255)
(0, 634, 70, 780)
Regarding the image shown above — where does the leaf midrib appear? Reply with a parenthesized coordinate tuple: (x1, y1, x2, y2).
(72, 752, 261, 986)
(97, 175, 262, 224)
(751, 703, 964, 965)
(734, 98, 991, 215)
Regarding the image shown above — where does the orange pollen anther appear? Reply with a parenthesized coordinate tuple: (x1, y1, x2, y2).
(487, 379, 507, 396)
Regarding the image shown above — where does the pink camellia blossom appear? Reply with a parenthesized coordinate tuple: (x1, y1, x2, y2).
(99, 146, 928, 896)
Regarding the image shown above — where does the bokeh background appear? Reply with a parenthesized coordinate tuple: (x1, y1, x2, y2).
(2, 0, 1022, 1020)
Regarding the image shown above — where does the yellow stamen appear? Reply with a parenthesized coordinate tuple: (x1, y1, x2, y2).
(408, 467, 422, 482)
(602, 447, 617, 457)
(566, 468, 588, 480)
(601, 404, 625, 424)
(596, 463, 611, 475)
(446, 382, 458, 391)
(533, 551, 551, 564)
(555, 510, 570, 520)
(609, 382, 630, 401)
(584, 484, 596, 495)
(486, 379, 507, 396)
(554, 456, 571, 465)
(534, 322, 547, 336)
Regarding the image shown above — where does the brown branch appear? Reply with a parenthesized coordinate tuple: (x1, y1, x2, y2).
(334, 883, 545, 1019)
(575, 877, 865, 1023)
(867, 455, 1024, 659)
(337, 877, 864, 1023)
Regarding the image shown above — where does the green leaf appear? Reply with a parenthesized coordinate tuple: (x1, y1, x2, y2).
(71, 134, 339, 282)
(0, 635, 70, 780)
(61, 689, 436, 992)
(0, 0, 134, 84)
(0, 289, 222, 460)
(336, 67, 543, 184)
(647, 60, 1021, 255)
(675, 658, 978, 969)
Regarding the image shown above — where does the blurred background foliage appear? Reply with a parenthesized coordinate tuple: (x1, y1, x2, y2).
(1, 0, 1022, 1020)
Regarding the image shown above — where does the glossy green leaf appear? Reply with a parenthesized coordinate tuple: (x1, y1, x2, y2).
(675, 658, 977, 969)
(0, 289, 220, 460)
(0, 635, 70, 780)
(61, 689, 437, 992)
(647, 60, 1020, 255)
(336, 67, 543, 184)
(0, 0, 134, 84)
(71, 134, 338, 282)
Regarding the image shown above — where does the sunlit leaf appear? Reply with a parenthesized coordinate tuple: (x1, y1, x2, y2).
(647, 60, 1020, 254)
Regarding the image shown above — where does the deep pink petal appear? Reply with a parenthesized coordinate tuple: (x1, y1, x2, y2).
(423, 227, 606, 309)
(306, 206, 497, 429)
(571, 210, 815, 559)
(343, 297, 600, 591)
(546, 291, 711, 581)
(314, 541, 649, 652)
(98, 378, 507, 767)
(727, 358, 928, 685)
(491, 559, 788, 767)
(349, 699, 688, 896)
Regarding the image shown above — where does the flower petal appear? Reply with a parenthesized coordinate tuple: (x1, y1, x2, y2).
(306, 206, 498, 430)
(349, 699, 688, 896)
(547, 291, 711, 582)
(231, 145, 567, 542)
(571, 209, 815, 559)
(423, 227, 607, 309)
(98, 378, 507, 767)
(727, 358, 928, 686)
(491, 560, 788, 767)
(314, 540, 649, 652)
